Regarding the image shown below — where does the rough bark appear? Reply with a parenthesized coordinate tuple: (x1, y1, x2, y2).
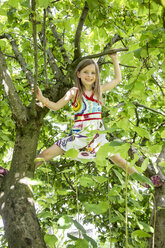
(0, 48, 27, 125)
(0, 119, 47, 248)
(149, 146, 165, 248)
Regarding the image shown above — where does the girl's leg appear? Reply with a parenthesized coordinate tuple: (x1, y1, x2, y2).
(35, 144, 64, 168)
(109, 153, 137, 175)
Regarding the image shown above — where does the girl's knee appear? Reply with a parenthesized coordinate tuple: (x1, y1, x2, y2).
(110, 153, 122, 162)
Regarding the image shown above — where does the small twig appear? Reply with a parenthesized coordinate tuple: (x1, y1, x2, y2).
(151, 75, 165, 97)
(43, 9, 48, 85)
(2, 53, 16, 59)
(63, 173, 76, 192)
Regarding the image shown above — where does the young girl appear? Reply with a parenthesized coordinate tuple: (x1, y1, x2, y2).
(35, 53, 137, 175)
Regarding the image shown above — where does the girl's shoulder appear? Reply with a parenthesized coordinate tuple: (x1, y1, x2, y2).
(67, 87, 78, 102)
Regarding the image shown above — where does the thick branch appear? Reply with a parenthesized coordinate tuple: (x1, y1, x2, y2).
(74, 1, 89, 60)
(0, 49, 27, 124)
(0, 34, 34, 85)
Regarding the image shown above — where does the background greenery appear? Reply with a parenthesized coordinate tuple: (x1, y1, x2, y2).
(0, 0, 165, 247)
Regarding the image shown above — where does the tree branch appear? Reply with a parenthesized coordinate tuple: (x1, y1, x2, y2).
(156, 146, 165, 181)
(98, 60, 136, 69)
(151, 75, 165, 97)
(47, 7, 71, 64)
(38, 31, 64, 81)
(0, 49, 27, 124)
(63, 173, 76, 192)
(72, 47, 128, 69)
(49, 21, 71, 64)
(132, 101, 165, 117)
(84, 47, 129, 59)
(31, 0, 38, 114)
(43, 9, 48, 85)
(97, 34, 124, 69)
(0, 34, 34, 85)
(74, 1, 89, 60)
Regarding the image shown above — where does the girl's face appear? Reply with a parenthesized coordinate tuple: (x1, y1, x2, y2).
(77, 64, 96, 89)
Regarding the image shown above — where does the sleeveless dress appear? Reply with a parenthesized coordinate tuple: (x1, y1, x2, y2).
(56, 90, 108, 159)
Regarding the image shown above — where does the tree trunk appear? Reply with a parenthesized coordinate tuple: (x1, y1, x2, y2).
(0, 118, 47, 248)
(149, 185, 165, 248)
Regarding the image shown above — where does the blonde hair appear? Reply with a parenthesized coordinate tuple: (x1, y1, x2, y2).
(74, 59, 101, 102)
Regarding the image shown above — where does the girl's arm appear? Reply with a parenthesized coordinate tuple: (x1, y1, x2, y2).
(36, 87, 77, 111)
(101, 53, 122, 93)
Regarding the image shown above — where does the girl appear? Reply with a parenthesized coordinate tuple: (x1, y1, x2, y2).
(35, 53, 137, 175)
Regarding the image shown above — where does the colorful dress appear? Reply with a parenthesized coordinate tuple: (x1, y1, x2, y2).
(56, 90, 108, 159)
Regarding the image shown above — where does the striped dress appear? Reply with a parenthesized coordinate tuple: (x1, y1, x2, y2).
(56, 90, 108, 159)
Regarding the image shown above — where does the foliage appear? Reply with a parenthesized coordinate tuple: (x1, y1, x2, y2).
(0, 0, 165, 247)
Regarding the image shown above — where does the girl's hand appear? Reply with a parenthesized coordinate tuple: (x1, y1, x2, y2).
(36, 86, 43, 101)
(31, 86, 43, 101)
(109, 53, 118, 60)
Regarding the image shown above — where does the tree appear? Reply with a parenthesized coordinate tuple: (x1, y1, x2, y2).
(0, 0, 165, 247)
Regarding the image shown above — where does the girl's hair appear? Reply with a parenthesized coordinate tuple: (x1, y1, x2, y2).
(74, 59, 101, 102)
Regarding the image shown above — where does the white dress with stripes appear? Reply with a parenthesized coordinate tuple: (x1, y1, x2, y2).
(56, 90, 108, 159)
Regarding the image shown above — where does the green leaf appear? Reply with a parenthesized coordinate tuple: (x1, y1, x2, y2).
(109, 216, 121, 223)
(113, 169, 124, 184)
(108, 186, 121, 197)
(92, 175, 107, 184)
(109, 140, 123, 147)
(44, 234, 58, 248)
(84, 201, 109, 215)
(87, 0, 99, 9)
(38, 211, 52, 219)
(67, 233, 78, 241)
(57, 215, 72, 229)
(132, 230, 151, 238)
(95, 143, 113, 166)
(83, 233, 97, 248)
(133, 126, 150, 139)
(79, 176, 96, 187)
(159, 161, 165, 167)
(36, 0, 52, 8)
(131, 173, 153, 188)
(141, 158, 149, 172)
(138, 221, 154, 233)
(57, 189, 72, 195)
(64, 148, 79, 159)
(8, 0, 19, 8)
(161, 130, 165, 138)
(75, 239, 89, 248)
(72, 219, 86, 234)
(117, 117, 130, 130)
(148, 144, 162, 154)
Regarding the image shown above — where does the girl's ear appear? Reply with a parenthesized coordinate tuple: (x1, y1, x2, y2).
(77, 71, 81, 78)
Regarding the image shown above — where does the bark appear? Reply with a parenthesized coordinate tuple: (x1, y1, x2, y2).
(74, 1, 89, 60)
(0, 118, 47, 248)
(0, 34, 34, 85)
(149, 146, 165, 248)
(0, 48, 27, 125)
